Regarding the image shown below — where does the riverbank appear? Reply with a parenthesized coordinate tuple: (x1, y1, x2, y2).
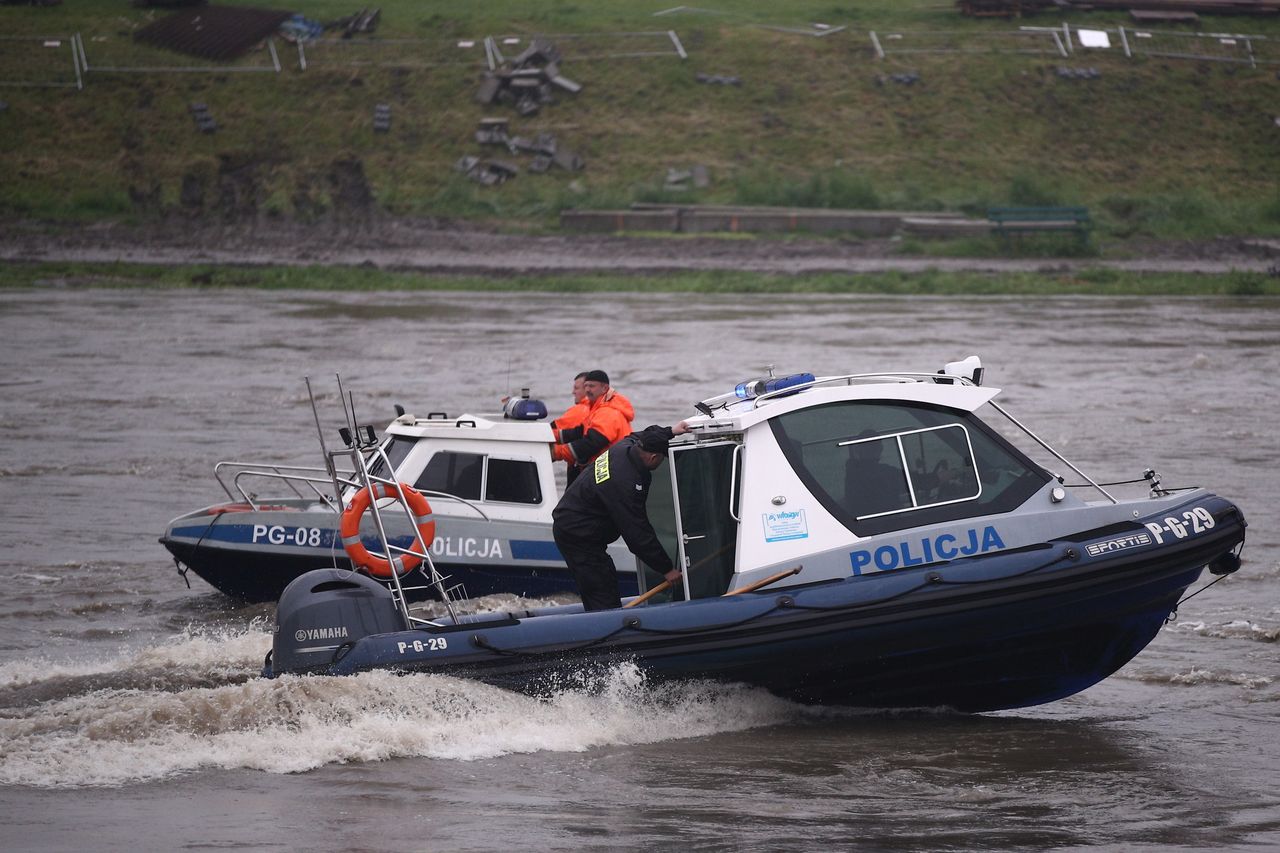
(2, 219, 1277, 295)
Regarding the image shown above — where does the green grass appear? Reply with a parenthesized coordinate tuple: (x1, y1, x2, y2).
(3, 260, 1277, 296)
(2, 0, 1280, 241)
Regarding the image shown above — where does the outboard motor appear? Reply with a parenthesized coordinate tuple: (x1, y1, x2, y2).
(269, 569, 404, 675)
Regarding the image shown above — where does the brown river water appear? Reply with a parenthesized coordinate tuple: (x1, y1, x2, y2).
(0, 288, 1277, 851)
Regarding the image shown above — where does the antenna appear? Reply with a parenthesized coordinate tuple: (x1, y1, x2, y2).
(336, 373, 355, 438)
(305, 376, 334, 479)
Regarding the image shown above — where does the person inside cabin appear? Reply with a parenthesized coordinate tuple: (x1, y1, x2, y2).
(552, 423, 689, 611)
(844, 431, 910, 518)
(551, 369, 635, 486)
(549, 371, 591, 484)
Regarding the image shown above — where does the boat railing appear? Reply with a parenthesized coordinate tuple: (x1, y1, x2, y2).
(330, 436, 462, 628)
(404, 490, 491, 522)
(212, 462, 494, 521)
(752, 372, 968, 407)
(693, 366, 1120, 506)
(213, 461, 356, 510)
(695, 372, 965, 414)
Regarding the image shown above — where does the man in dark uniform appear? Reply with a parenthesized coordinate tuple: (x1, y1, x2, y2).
(552, 423, 688, 611)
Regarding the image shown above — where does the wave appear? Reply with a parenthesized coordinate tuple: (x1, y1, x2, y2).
(0, 622, 271, 696)
(0, 660, 803, 789)
(1120, 665, 1273, 690)
(1169, 619, 1280, 643)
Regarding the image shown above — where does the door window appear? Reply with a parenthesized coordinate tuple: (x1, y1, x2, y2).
(672, 443, 740, 600)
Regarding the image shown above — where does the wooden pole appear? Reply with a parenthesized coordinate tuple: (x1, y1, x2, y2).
(623, 573, 682, 609)
(723, 565, 802, 597)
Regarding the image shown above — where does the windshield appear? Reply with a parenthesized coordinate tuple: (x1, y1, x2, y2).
(769, 400, 1050, 536)
(366, 435, 417, 482)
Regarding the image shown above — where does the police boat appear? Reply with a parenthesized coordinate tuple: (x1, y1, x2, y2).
(263, 358, 1247, 713)
(160, 389, 635, 603)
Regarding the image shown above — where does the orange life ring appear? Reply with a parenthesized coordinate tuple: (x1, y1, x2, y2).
(339, 482, 435, 580)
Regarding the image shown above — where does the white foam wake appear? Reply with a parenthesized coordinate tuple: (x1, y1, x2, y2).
(1169, 619, 1280, 644)
(0, 622, 272, 691)
(0, 660, 802, 788)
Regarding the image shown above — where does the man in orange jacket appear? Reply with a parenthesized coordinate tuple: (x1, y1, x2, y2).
(550, 371, 590, 482)
(552, 371, 590, 434)
(552, 369, 635, 485)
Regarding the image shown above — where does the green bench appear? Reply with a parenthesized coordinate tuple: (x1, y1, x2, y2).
(988, 206, 1091, 241)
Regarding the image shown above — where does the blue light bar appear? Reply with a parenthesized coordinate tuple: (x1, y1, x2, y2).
(734, 372, 815, 400)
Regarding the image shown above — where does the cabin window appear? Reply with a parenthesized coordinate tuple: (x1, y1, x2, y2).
(770, 401, 1049, 536)
(485, 457, 542, 505)
(367, 436, 417, 482)
(838, 423, 981, 518)
(416, 451, 484, 500)
(414, 452, 542, 505)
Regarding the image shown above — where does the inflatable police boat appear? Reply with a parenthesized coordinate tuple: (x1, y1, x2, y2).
(263, 359, 1247, 712)
(160, 392, 635, 602)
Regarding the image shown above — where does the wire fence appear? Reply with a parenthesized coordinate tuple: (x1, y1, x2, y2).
(1122, 28, 1275, 67)
(2, 22, 1276, 89)
(870, 29, 1068, 59)
(870, 23, 1279, 67)
(0, 34, 83, 89)
(77, 33, 282, 74)
(297, 30, 685, 71)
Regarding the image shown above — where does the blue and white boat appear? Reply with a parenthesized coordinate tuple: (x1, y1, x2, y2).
(263, 358, 1247, 712)
(160, 393, 635, 603)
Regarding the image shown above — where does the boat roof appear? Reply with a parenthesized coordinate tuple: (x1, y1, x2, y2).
(682, 372, 1003, 437)
(384, 412, 555, 443)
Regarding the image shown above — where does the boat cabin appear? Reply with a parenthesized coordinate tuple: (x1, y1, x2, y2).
(363, 411, 559, 525)
(641, 360, 1081, 602)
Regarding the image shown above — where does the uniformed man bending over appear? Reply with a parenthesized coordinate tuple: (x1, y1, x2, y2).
(552, 423, 689, 611)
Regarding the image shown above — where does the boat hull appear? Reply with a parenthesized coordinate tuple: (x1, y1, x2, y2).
(268, 496, 1245, 712)
(160, 502, 636, 603)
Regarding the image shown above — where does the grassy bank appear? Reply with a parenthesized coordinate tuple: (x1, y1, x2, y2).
(4, 261, 1276, 296)
(2, 1, 1279, 241)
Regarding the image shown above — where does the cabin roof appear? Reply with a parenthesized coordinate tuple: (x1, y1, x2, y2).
(385, 412, 555, 444)
(682, 376, 1003, 438)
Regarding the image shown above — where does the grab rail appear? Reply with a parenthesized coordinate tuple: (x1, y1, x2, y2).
(212, 460, 493, 520)
(214, 461, 355, 510)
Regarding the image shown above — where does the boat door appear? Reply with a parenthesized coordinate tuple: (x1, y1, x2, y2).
(669, 441, 740, 599)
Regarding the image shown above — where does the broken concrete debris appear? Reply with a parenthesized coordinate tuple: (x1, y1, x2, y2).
(462, 118, 583, 184)
(876, 71, 921, 86)
(189, 102, 216, 134)
(1056, 66, 1101, 80)
(695, 72, 741, 86)
(373, 102, 391, 133)
(335, 8, 380, 38)
(454, 155, 519, 186)
(474, 39, 581, 116)
(664, 165, 710, 191)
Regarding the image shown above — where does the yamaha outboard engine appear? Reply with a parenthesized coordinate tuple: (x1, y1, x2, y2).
(269, 569, 404, 675)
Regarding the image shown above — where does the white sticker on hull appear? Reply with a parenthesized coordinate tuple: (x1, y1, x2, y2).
(763, 509, 809, 543)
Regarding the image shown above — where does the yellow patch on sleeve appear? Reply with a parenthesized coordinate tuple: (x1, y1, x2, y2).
(593, 453, 610, 484)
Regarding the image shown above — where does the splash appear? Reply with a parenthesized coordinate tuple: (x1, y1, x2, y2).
(1167, 667, 1273, 689)
(0, 654, 803, 788)
(1120, 665, 1273, 690)
(1169, 619, 1280, 643)
(0, 622, 271, 695)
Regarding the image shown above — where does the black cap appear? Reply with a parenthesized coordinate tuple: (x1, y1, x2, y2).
(636, 425, 673, 456)
(583, 369, 610, 384)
